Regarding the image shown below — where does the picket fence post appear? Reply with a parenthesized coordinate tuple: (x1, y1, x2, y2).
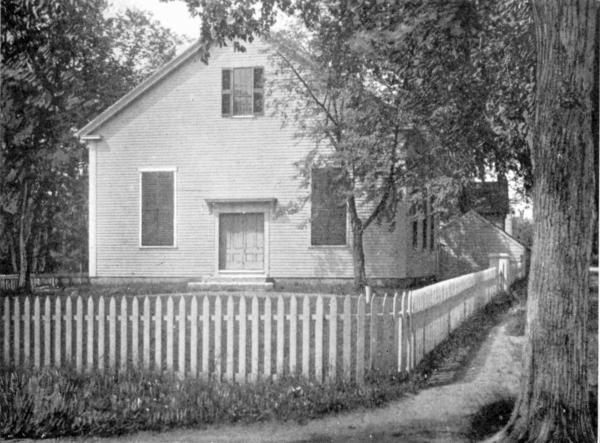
(238, 295, 247, 382)
(142, 296, 151, 370)
(87, 297, 94, 372)
(315, 295, 323, 383)
(226, 295, 234, 381)
(342, 294, 351, 380)
(250, 295, 259, 381)
(302, 295, 310, 378)
(190, 296, 198, 378)
(166, 296, 174, 372)
(289, 295, 298, 375)
(33, 297, 41, 368)
(55, 297, 62, 367)
(97, 296, 104, 371)
(214, 296, 222, 379)
(328, 295, 337, 381)
(276, 295, 285, 378)
(202, 296, 210, 376)
(263, 295, 272, 378)
(179, 296, 186, 378)
(356, 294, 365, 384)
(23, 297, 30, 365)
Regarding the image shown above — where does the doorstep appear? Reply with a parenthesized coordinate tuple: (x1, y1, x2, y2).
(187, 274, 274, 291)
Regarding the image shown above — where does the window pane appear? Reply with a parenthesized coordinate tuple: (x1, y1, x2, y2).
(142, 171, 174, 246)
(233, 67, 253, 115)
(311, 168, 346, 246)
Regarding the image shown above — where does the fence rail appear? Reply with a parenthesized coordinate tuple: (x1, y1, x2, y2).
(0, 274, 89, 291)
(1, 266, 513, 383)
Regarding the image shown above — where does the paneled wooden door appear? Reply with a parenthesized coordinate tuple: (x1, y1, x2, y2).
(218, 213, 264, 271)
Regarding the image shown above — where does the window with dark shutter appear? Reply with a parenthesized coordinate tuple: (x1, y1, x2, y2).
(141, 171, 175, 246)
(311, 168, 347, 246)
(222, 67, 264, 116)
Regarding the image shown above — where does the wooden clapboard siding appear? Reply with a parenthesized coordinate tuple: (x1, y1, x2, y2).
(438, 210, 528, 280)
(88, 40, 417, 281)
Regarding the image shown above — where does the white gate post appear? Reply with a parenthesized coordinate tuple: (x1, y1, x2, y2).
(489, 253, 510, 292)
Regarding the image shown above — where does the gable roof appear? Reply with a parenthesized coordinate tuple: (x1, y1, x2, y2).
(458, 181, 509, 216)
(441, 209, 529, 250)
(77, 40, 204, 138)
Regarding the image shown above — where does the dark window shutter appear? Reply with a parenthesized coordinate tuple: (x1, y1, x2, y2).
(222, 69, 232, 116)
(253, 68, 264, 88)
(141, 171, 174, 246)
(253, 67, 264, 114)
(253, 92, 263, 114)
(412, 220, 418, 249)
(311, 168, 346, 246)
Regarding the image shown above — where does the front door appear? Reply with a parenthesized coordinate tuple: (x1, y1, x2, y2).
(219, 213, 264, 271)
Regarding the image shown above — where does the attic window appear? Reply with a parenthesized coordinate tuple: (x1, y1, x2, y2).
(222, 67, 264, 116)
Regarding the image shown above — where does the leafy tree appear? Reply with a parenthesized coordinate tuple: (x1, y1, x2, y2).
(0, 0, 184, 288)
(491, 1, 598, 440)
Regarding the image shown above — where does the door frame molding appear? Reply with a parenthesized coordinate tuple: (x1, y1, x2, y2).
(209, 200, 273, 277)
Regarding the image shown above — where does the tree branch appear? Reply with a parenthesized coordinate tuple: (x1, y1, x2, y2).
(275, 49, 340, 128)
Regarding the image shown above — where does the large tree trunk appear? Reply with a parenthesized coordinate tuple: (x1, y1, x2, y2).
(495, 1, 597, 441)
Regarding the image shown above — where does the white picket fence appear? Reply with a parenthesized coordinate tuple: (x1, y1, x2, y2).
(1, 267, 507, 383)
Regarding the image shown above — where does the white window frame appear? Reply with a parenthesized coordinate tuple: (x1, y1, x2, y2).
(138, 167, 177, 249)
(221, 66, 264, 117)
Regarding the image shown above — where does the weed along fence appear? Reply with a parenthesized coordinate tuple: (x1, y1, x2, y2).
(1, 259, 519, 384)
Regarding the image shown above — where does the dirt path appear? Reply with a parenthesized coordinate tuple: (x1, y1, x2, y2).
(52, 312, 523, 443)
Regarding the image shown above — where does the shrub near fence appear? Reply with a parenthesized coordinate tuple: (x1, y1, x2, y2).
(1, 264, 517, 384)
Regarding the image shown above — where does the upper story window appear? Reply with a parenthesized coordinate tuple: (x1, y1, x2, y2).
(311, 167, 347, 246)
(140, 170, 175, 247)
(222, 67, 264, 116)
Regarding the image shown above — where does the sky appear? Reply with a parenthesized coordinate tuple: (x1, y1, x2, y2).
(108, 0, 200, 46)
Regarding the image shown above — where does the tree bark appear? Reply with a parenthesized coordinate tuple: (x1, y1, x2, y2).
(494, 1, 597, 441)
(348, 196, 367, 291)
(17, 181, 32, 291)
(9, 230, 18, 274)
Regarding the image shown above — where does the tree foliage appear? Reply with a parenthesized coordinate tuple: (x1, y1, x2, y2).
(0, 0, 185, 286)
